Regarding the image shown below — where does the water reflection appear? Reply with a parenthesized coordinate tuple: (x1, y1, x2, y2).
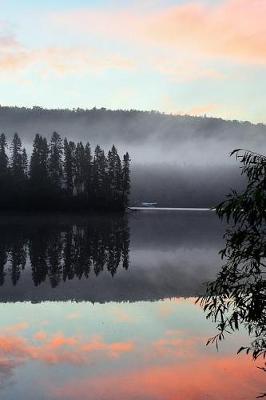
(0, 212, 223, 303)
(0, 215, 129, 288)
(0, 299, 264, 400)
(0, 212, 264, 399)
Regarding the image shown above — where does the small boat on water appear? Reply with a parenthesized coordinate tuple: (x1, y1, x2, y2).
(127, 202, 158, 212)
(141, 202, 158, 207)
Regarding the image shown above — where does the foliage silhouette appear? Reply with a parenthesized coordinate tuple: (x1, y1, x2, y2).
(0, 132, 130, 212)
(198, 149, 266, 396)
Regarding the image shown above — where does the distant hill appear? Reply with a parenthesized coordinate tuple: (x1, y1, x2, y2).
(0, 106, 264, 206)
(0, 106, 265, 151)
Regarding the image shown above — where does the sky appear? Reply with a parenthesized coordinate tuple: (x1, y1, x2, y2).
(0, 0, 265, 123)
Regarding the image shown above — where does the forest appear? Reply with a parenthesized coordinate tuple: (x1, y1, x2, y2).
(0, 132, 130, 212)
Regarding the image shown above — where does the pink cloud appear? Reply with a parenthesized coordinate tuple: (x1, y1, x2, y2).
(3, 321, 29, 334)
(156, 61, 225, 82)
(145, 0, 266, 63)
(82, 335, 134, 359)
(34, 331, 48, 341)
(53, 0, 266, 64)
(153, 330, 199, 358)
(48, 334, 78, 349)
(0, 332, 134, 367)
(0, 44, 135, 75)
(0, 34, 20, 49)
(51, 355, 265, 400)
(188, 103, 219, 116)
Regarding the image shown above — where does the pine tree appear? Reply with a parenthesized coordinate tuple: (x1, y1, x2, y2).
(84, 142, 92, 198)
(0, 132, 129, 212)
(74, 142, 86, 196)
(22, 148, 28, 178)
(49, 132, 63, 190)
(0, 133, 8, 175)
(122, 152, 131, 207)
(64, 139, 75, 196)
(107, 148, 116, 195)
(115, 151, 122, 196)
(30, 134, 49, 184)
(98, 147, 107, 196)
(107, 145, 123, 204)
(93, 145, 107, 200)
(10, 133, 23, 179)
(0, 133, 10, 207)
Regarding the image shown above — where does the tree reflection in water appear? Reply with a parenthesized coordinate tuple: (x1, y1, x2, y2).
(0, 215, 130, 288)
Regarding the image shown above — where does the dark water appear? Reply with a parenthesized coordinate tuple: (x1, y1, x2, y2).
(0, 211, 264, 399)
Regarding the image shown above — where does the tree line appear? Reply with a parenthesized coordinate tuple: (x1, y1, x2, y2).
(0, 132, 130, 211)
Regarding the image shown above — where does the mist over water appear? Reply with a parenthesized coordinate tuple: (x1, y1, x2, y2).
(1, 107, 265, 205)
(0, 212, 223, 303)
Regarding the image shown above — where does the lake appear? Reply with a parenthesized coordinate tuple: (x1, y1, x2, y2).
(0, 211, 264, 399)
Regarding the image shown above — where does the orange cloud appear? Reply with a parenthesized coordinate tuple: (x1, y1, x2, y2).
(48, 334, 78, 349)
(53, 0, 266, 64)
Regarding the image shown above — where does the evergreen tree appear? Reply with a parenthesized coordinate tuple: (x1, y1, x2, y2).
(0, 133, 8, 175)
(22, 148, 28, 178)
(93, 145, 107, 200)
(107, 145, 123, 204)
(10, 133, 23, 179)
(64, 139, 76, 196)
(107, 147, 116, 195)
(74, 142, 87, 196)
(122, 152, 131, 207)
(84, 142, 92, 198)
(30, 134, 49, 185)
(115, 151, 122, 195)
(0, 132, 130, 212)
(98, 147, 107, 196)
(29, 135, 51, 209)
(49, 132, 63, 190)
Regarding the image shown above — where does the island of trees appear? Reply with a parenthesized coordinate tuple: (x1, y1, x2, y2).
(0, 132, 130, 212)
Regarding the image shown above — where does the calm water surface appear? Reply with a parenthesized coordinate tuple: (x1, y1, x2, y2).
(0, 211, 264, 399)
